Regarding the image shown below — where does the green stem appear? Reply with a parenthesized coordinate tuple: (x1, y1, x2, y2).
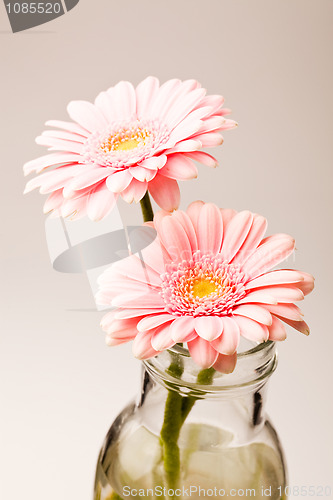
(159, 356, 184, 491)
(180, 367, 215, 424)
(160, 390, 183, 491)
(140, 191, 154, 223)
(160, 365, 216, 494)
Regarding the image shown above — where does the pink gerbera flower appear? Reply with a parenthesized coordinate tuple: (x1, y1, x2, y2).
(23, 78, 236, 221)
(96, 202, 314, 372)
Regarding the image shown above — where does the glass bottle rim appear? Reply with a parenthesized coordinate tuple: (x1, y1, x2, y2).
(144, 340, 278, 397)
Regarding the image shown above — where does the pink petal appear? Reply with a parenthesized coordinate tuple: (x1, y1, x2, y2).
(159, 155, 198, 180)
(96, 280, 154, 304)
(197, 203, 223, 254)
(153, 209, 173, 224)
(268, 316, 287, 341)
(261, 286, 304, 303)
(237, 291, 277, 305)
(99, 310, 117, 328)
(138, 155, 167, 170)
(121, 179, 148, 203)
(98, 267, 129, 286)
(137, 314, 175, 332)
(194, 316, 223, 341)
(170, 317, 196, 342)
(178, 79, 201, 92)
(200, 95, 225, 115)
(136, 76, 160, 119)
(63, 167, 111, 194)
(186, 200, 204, 231)
(245, 270, 305, 290)
(23, 153, 80, 175)
(87, 183, 117, 221)
(167, 116, 202, 145)
(148, 174, 180, 211)
(112, 292, 165, 309)
(67, 100, 108, 132)
(115, 308, 166, 319)
(182, 107, 214, 122)
(112, 81, 136, 121)
(277, 317, 310, 336)
(149, 79, 183, 120)
(195, 116, 225, 134)
(172, 211, 198, 252)
(295, 271, 315, 296)
(97, 82, 136, 123)
(112, 254, 161, 286)
(45, 120, 89, 137)
(158, 214, 192, 261)
(106, 336, 132, 347)
(242, 234, 295, 279)
(233, 316, 269, 342)
(164, 88, 206, 129)
(163, 81, 202, 118)
(186, 151, 218, 168)
(219, 119, 238, 130)
(35, 135, 84, 154)
(187, 337, 219, 369)
(106, 170, 133, 193)
(213, 353, 237, 374)
(95, 90, 119, 123)
(221, 211, 253, 261)
(60, 194, 88, 219)
(191, 132, 223, 147)
(265, 303, 303, 322)
(67, 204, 88, 220)
(139, 239, 166, 274)
(232, 215, 268, 265)
(211, 317, 240, 355)
(101, 317, 139, 338)
(220, 208, 237, 229)
(132, 331, 160, 359)
(43, 189, 63, 213)
(233, 304, 273, 326)
(165, 139, 201, 154)
(42, 130, 86, 143)
(151, 323, 175, 351)
(144, 221, 157, 228)
(129, 166, 157, 182)
(24, 165, 80, 194)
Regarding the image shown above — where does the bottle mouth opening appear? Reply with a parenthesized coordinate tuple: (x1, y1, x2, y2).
(144, 340, 277, 396)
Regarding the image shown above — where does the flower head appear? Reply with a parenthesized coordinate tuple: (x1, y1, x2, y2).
(97, 202, 314, 372)
(24, 78, 236, 221)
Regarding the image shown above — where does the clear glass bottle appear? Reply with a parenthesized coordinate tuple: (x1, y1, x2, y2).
(94, 341, 287, 500)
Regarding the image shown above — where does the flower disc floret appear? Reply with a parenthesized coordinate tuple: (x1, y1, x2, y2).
(83, 119, 170, 168)
(161, 252, 246, 317)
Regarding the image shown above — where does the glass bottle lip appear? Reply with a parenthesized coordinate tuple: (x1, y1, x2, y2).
(144, 341, 278, 397)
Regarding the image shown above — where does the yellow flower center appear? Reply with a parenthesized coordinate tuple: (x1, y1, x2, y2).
(101, 128, 151, 153)
(114, 138, 141, 151)
(192, 278, 218, 298)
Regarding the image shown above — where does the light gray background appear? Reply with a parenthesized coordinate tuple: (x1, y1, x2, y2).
(1, 1, 332, 498)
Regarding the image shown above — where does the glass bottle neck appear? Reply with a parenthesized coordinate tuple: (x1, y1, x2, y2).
(140, 341, 277, 437)
(143, 340, 277, 399)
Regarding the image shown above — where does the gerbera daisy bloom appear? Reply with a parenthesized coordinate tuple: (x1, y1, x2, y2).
(23, 78, 236, 221)
(96, 202, 314, 372)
